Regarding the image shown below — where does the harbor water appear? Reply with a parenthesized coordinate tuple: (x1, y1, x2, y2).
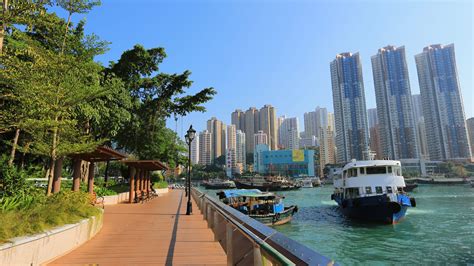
(200, 185, 474, 264)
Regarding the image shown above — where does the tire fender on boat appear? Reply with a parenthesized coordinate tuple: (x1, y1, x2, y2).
(273, 213, 280, 223)
(410, 197, 416, 207)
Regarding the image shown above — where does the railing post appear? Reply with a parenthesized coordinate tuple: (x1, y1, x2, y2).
(213, 211, 219, 240)
(226, 223, 234, 266)
(253, 244, 263, 266)
(207, 206, 213, 228)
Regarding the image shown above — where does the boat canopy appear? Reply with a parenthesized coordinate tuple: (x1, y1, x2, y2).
(221, 189, 274, 199)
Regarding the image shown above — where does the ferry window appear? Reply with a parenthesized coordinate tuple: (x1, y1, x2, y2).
(366, 166, 387, 175)
(386, 187, 393, 193)
(396, 168, 401, 176)
(349, 168, 357, 177)
(360, 167, 365, 174)
(365, 186, 372, 194)
(375, 186, 383, 194)
(387, 166, 392, 173)
(397, 187, 403, 193)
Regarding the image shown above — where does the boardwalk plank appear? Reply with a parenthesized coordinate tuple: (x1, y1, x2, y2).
(48, 190, 226, 266)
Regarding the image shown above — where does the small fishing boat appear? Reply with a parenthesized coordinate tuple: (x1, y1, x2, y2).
(301, 178, 313, 188)
(201, 179, 236, 189)
(217, 189, 298, 226)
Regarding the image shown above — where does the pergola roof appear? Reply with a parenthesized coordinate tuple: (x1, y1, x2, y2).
(121, 160, 169, 171)
(70, 146, 128, 162)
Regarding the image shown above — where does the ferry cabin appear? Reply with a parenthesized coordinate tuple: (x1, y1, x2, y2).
(333, 160, 406, 201)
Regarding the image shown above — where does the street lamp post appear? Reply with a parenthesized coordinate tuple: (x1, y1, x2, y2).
(185, 125, 196, 215)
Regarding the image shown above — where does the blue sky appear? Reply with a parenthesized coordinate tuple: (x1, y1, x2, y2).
(56, 0, 473, 137)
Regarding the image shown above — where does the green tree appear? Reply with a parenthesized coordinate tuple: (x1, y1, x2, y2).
(109, 45, 216, 163)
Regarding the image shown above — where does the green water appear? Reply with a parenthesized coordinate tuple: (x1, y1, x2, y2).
(201, 185, 474, 265)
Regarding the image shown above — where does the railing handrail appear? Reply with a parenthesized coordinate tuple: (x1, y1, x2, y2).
(192, 188, 336, 266)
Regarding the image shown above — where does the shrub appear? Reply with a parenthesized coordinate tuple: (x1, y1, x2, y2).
(94, 186, 117, 196)
(0, 156, 43, 197)
(154, 181, 168, 189)
(0, 191, 99, 243)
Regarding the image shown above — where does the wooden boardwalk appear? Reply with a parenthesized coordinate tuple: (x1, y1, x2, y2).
(49, 190, 227, 265)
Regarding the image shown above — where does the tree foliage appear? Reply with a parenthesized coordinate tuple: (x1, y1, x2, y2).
(0, 1, 216, 195)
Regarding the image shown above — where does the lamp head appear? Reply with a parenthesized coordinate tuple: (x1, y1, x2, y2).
(187, 125, 196, 142)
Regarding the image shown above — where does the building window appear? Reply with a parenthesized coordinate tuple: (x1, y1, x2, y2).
(375, 186, 383, 194)
(365, 186, 372, 194)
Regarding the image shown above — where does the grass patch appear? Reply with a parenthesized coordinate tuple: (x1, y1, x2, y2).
(0, 191, 100, 244)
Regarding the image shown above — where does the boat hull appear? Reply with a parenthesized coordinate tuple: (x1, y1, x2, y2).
(250, 205, 298, 226)
(234, 180, 300, 191)
(333, 194, 410, 224)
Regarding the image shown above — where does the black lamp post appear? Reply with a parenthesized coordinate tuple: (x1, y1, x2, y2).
(185, 125, 196, 215)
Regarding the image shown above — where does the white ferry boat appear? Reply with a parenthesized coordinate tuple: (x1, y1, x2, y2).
(331, 160, 416, 224)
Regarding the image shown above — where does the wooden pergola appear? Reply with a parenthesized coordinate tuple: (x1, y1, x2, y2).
(121, 160, 168, 203)
(68, 146, 128, 193)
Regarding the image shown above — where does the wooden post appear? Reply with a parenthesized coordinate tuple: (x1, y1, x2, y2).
(88, 161, 95, 194)
(129, 167, 136, 203)
(52, 157, 63, 193)
(137, 169, 142, 194)
(146, 171, 150, 196)
(72, 158, 81, 191)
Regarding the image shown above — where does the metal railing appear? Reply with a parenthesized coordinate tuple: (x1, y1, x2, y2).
(192, 188, 336, 266)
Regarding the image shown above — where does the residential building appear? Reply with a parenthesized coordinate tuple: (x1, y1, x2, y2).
(279, 117, 300, 150)
(198, 130, 212, 165)
(259, 105, 278, 150)
(303, 107, 328, 139)
(372, 45, 418, 159)
(467, 118, 474, 157)
(207, 117, 226, 162)
(277, 116, 285, 148)
(236, 130, 246, 172)
(299, 135, 318, 149)
(259, 104, 278, 150)
(254, 130, 268, 147)
(226, 125, 237, 177)
(319, 123, 336, 177)
(367, 108, 382, 159)
(330, 52, 369, 162)
(231, 109, 245, 131)
(190, 133, 199, 164)
(253, 144, 315, 177)
(415, 44, 472, 160)
(244, 107, 259, 153)
(412, 94, 429, 158)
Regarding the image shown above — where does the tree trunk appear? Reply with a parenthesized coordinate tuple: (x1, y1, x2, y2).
(52, 157, 64, 193)
(8, 128, 20, 166)
(46, 120, 59, 196)
(81, 161, 89, 183)
(0, 0, 8, 54)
